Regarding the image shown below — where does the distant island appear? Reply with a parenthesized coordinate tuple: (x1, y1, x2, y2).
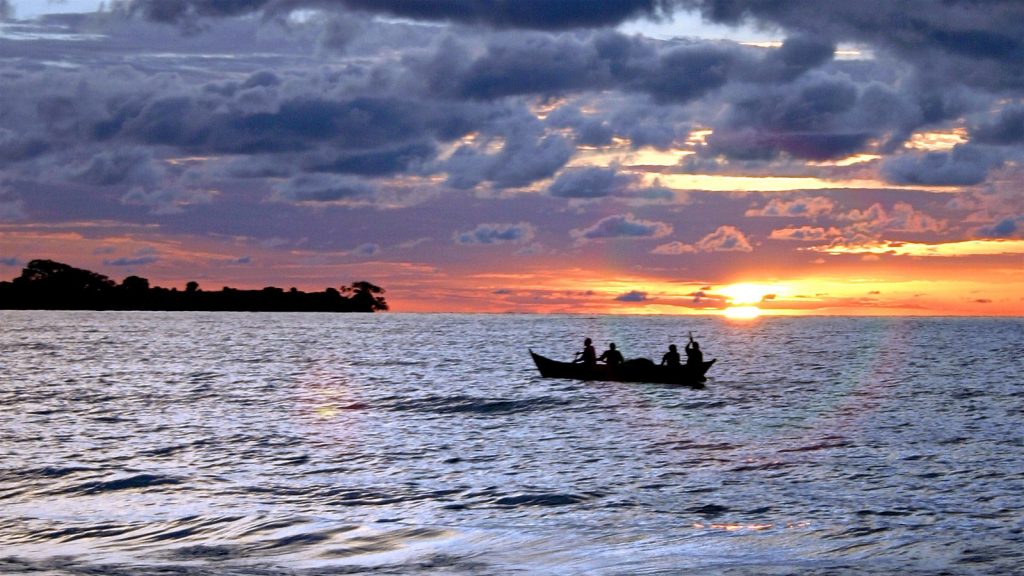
(0, 259, 388, 312)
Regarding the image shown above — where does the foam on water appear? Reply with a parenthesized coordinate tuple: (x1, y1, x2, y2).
(1, 311, 1022, 574)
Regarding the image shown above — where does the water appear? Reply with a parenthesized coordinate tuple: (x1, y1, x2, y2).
(1, 312, 1022, 575)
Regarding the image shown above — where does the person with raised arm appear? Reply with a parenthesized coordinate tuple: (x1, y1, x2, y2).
(685, 332, 703, 366)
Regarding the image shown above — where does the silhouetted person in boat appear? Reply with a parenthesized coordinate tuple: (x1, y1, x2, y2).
(573, 338, 597, 366)
(598, 343, 624, 366)
(661, 344, 681, 367)
(686, 338, 703, 366)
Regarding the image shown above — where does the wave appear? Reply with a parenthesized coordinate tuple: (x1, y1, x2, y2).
(52, 473, 183, 496)
(491, 493, 590, 507)
(385, 393, 573, 416)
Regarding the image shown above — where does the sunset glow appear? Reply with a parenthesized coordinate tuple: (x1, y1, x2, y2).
(722, 306, 763, 320)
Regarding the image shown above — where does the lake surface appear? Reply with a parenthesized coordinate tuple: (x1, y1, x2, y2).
(1, 312, 1022, 575)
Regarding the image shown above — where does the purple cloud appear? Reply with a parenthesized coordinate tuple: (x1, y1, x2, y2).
(615, 290, 648, 302)
(571, 213, 672, 242)
(455, 222, 536, 245)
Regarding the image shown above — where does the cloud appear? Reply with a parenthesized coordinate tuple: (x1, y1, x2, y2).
(121, 185, 217, 215)
(0, 128, 50, 166)
(745, 196, 835, 219)
(681, 1, 1024, 91)
(700, 72, 874, 161)
(769, 226, 840, 242)
(1, 2, 1023, 317)
(104, 256, 159, 266)
(547, 166, 639, 198)
(615, 290, 648, 302)
(651, 240, 696, 254)
(0, 199, 26, 222)
(270, 174, 376, 204)
(127, 0, 668, 30)
(353, 243, 381, 256)
(454, 222, 536, 245)
(444, 32, 613, 100)
(571, 213, 672, 242)
(807, 238, 1024, 257)
(640, 43, 740, 104)
(975, 217, 1023, 239)
(653, 225, 754, 253)
(443, 111, 574, 190)
(880, 144, 1004, 186)
(838, 202, 946, 236)
(71, 149, 163, 188)
(750, 34, 836, 83)
(972, 104, 1024, 145)
(696, 225, 753, 252)
(308, 142, 437, 177)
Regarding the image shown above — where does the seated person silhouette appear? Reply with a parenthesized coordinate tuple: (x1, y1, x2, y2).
(660, 344, 681, 367)
(598, 343, 624, 366)
(573, 338, 597, 366)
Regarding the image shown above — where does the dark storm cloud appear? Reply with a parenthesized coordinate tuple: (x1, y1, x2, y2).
(700, 71, 874, 161)
(442, 110, 574, 189)
(117, 96, 445, 155)
(270, 174, 376, 203)
(880, 144, 1004, 187)
(5, 0, 1024, 266)
(751, 35, 836, 84)
(305, 142, 437, 176)
(0, 134, 49, 166)
(638, 43, 739, 103)
(972, 104, 1024, 145)
(426, 30, 755, 105)
(678, 1, 1024, 90)
(547, 166, 639, 199)
(71, 149, 162, 188)
(128, 0, 667, 30)
(440, 32, 612, 100)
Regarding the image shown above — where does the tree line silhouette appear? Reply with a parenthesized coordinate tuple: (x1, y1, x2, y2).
(0, 259, 388, 312)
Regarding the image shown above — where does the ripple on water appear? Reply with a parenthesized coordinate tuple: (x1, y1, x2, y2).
(1, 312, 1023, 575)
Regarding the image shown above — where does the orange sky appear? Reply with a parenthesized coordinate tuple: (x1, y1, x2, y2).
(2, 220, 1020, 316)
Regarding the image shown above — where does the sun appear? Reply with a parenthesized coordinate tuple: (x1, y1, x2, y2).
(716, 282, 792, 320)
(719, 282, 785, 305)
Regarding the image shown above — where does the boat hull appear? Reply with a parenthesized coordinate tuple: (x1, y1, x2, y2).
(530, 350, 714, 387)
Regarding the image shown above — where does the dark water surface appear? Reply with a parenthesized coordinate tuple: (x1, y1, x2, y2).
(2, 312, 1022, 575)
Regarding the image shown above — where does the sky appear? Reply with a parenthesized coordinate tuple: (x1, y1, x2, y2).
(0, 1, 1022, 316)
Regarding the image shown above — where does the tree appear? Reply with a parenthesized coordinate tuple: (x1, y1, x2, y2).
(121, 275, 150, 292)
(1, 260, 388, 312)
(345, 281, 388, 311)
(8, 259, 116, 309)
(16, 259, 115, 293)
